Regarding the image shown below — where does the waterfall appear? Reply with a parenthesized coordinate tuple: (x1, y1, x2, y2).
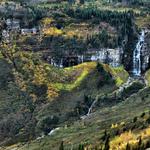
(36, 128, 60, 140)
(133, 30, 145, 76)
(81, 99, 98, 119)
(86, 99, 97, 116)
(48, 127, 60, 136)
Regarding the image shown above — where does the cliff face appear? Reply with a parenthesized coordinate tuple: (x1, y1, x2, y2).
(85, 48, 123, 67)
(122, 27, 150, 75)
(141, 30, 150, 72)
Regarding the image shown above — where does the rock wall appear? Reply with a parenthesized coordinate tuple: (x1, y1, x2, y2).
(85, 48, 123, 67)
(141, 30, 150, 72)
(46, 48, 123, 68)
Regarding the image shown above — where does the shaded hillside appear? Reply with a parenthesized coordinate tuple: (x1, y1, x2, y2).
(12, 82, 150, 150)
(0, 48, 129, 147)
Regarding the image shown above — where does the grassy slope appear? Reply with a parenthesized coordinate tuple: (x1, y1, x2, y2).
(35, 63, 128, 123)
(16, 49, 148, 149)
(0, 51, 129, 149)
(15, 87, 150, 150)
(1, 1, 149, 149)
(3, 79, 150, 149)
(0, 64, 127, 150)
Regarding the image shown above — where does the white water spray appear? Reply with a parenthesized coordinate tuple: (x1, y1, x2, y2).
(81, 98, 98, 119)
(86, 99, 97, 116)
(133, 30, 145, 76)
(48, 127, 60, 136)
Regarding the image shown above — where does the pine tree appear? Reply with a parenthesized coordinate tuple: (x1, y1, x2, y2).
(68, 0, 75, 5)
(78, 144, 84, 150)
(80, 0, 84, 4)
(104, 136, 110, 150)
(138, 137, 142, 147)
(59, 141, 64, 150)
(138, 137, 145, 150)
(102, 130, 107, 141)
(126, 143, 130, 150)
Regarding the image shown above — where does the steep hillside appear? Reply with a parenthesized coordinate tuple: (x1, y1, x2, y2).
(0, 49, 129, 148)
(6, 80, 150, 150)
(0, 0, 150, 149)
(3, 71, 150, 150)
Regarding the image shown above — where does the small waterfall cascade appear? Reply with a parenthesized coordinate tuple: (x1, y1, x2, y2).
(86, 99, 97, 116)
(81, 98, 98, 119)
(48, 127, 60, 136)
(36, 127, 60, 140)
(133, 30, 145, 76)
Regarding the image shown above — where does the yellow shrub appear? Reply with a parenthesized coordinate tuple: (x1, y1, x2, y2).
(65, 31, 76, 38)
(120, 122, 125, 126)
(111, 123, 118, 129)
(47, 83, 59, 100)
(43, 27, 63, 36)
(110, 130, 135, 150)
(41, 17, 54, 26)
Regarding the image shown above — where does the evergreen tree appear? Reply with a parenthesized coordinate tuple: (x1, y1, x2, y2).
(68, 0, 75, 5)
(126, 143, 130, 150)
(102, 130, 107, 141)
(104, 136, 110, 150)
(59, 141, 64, 150)
(78, 144, 84, 150)
(80, 0, 85, 4)
(138, 137, 145, 150)
(138, 136, 142, 147)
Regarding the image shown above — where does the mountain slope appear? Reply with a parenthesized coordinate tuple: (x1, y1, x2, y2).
(0, 50, 129, 148)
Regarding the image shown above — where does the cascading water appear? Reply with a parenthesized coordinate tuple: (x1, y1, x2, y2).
(80, 98, 98, 119)
(133, 30, 145, 76)
(86, 99, 97, 116)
